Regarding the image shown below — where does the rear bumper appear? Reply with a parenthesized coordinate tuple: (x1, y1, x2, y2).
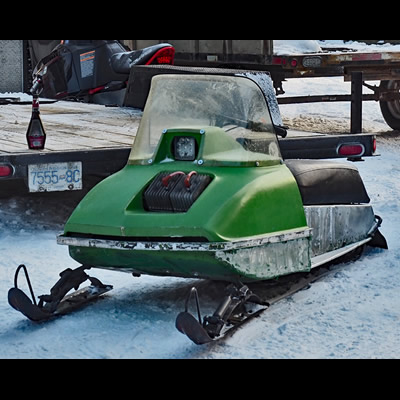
(58, 228, 312, 282)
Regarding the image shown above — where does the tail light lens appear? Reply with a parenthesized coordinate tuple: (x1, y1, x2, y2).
(338, 144, 365, 157)
(146, 47, 175, 66)
(272, 57, 287, 66)
(0, 164, 14, 178)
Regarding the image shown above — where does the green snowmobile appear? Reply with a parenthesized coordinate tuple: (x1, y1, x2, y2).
(9, 70, 387, 344)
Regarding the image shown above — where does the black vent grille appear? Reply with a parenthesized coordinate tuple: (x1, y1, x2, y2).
(144, 172, 212, 213)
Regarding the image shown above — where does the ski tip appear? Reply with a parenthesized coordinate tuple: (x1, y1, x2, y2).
(8, 287, 52, 322)
(176, 312, 214, 345)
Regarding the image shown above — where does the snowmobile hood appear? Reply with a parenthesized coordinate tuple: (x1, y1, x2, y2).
(64, 161, 307, 243)
(64, 74, 308, 242)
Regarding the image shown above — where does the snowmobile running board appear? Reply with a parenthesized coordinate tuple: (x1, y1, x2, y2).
(8, 265, 113, 322)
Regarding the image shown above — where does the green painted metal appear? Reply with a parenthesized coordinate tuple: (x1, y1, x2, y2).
(65, 161, 307, 242)
(64, 155, 309, 281)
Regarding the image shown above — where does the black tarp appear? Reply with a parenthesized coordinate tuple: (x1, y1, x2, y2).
(27, 40, 61, 69)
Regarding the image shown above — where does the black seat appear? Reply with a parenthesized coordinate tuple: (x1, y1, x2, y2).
(111, 44, 173, 75)
(285, 160, 370, 206)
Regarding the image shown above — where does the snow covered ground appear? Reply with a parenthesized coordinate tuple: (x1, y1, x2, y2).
(275, 40, 400, 54)
(1, 41, 400, 359)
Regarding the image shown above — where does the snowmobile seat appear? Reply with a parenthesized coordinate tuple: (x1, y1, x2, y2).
(111, 44, 173, 75)
(285, 159, 370, 206)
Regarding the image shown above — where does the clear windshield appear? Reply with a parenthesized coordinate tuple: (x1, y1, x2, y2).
(130, 75, 282, 163)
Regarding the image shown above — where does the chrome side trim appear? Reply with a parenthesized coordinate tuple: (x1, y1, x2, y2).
(311, 238, 371, 269)
(57, 228, 312, 253)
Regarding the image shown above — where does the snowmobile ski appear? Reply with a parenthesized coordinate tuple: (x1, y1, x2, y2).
(176, 263, 351, 345)
(176, 285, 269, 345)
(8, 265, 113, 322)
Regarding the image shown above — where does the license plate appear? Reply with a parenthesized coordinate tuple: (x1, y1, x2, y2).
(28, 162, 83, 193)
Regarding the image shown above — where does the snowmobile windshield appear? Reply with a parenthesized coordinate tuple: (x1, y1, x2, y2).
(130, 74, 282, 165)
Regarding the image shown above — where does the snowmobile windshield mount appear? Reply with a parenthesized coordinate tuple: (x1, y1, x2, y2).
(129, 75, 282, 167)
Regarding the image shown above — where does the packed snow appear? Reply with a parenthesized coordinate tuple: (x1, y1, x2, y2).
(274, 40, 400, 54)
(274, 40, 323, 54)
(1, 40, 400, 359)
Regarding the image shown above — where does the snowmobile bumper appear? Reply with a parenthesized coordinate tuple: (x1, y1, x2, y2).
(58, 205, 386, 283)
(58, 228, 313, 283)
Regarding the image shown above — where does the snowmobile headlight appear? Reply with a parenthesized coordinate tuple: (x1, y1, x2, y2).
(174, 137, 197, 161)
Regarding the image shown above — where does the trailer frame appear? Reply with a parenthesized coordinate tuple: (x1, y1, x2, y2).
(126, 40, 400, 132)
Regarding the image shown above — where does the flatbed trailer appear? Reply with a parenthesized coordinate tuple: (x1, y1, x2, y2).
(127, 40, 400, 132)
(271, 48, 400, 133)
(128, 40, 400, 82)
(0, 98, 377, 197)
(21, 40, 400, 133)
(0, 101, 139, 196)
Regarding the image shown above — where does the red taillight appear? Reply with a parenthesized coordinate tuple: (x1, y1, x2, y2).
(146, 47, 175, 66)
(373, 138, 377, 153)
(272, 57, 287, 66)
(0, 165, 13, 178)
(338, 144, 365, 157)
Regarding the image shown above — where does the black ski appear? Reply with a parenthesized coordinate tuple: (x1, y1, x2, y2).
(176, 266, 336, 345)
(8, 265, 113, 322)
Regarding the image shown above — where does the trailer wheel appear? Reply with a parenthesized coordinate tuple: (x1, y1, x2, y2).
(380, 80, 400, 131)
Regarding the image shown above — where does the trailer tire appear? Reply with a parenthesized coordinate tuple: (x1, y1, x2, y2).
(380, 80, 400, 131)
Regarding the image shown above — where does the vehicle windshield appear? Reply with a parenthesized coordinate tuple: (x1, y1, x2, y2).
(130, 74, 282, 164)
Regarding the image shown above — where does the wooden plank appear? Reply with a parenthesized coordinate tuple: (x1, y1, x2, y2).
(0, 128, 33, 148)
(41, 107, 140, 134)
(0, 113, 138, 146)
(0, 139, 28, 153)
(0, 101, 141, 155)
(44, 128, 134, 149)
(43, 121, 138, 144)
(40, 122, 135, 146)
(0, 126, 94, 152)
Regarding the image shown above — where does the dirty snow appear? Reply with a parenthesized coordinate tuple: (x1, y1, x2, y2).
(1, 40, 400, 359)
(2, 137, 399, 359)
(274, 40, 323, 54)
(274, 40, 400, 54)
(280, 76, 390, 134)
